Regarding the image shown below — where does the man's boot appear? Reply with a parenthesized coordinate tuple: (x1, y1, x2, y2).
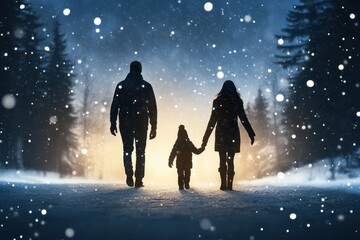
(219, 168, 227, 190)
(126, 175, 134, 187)
(227, 171, 235, 191)
(125, 169, 134, 187)
(135, 178, 144, 188)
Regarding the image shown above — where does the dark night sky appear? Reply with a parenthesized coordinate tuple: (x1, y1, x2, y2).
(28, 0, 296, 101)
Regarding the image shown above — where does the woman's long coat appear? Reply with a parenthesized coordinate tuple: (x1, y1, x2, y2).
(203, 95, 255, 153)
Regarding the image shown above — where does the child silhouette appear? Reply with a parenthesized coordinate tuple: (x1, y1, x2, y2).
(168, 125, 204, 190)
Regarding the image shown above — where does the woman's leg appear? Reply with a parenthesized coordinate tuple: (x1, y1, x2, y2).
(219, 151, 227, 190)
(226, 151, 235, 190)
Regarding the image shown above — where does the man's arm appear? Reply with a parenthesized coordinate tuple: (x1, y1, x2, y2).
(148, 84, 157, 139)
(110, 84, 121, 136)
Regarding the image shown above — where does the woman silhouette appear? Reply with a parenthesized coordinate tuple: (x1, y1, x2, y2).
(202, 80, 255, 190)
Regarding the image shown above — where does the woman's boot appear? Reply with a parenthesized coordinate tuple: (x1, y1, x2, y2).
(219, 168, 227, 190)
(227, 171, 235, 190)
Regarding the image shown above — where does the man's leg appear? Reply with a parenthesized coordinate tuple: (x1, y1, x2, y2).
(120, 126, 134, 187)
(134, 129, 147, 187)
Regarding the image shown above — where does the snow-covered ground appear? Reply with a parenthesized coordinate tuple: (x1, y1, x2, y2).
(1, 160, 360, 240)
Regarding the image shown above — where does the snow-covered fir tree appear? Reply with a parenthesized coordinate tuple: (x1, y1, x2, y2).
(45, 21, 78, 176)
(0, 0, 25, 168)
(276, 0, 360, 167)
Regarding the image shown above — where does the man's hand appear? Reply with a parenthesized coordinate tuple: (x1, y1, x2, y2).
(168, 161, 173, 168)
(110, 123, 117, 136)
(150, 128, 156, 140)
(250, 135, 255, 145)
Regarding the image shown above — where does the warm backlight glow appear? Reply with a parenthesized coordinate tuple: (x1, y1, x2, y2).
(83, 96, 261, 187)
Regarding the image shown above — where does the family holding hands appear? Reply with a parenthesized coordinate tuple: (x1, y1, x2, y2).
(110, 61, 256, 190)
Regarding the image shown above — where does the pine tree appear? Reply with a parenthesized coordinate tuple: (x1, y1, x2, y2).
(327, 0, 360, 162)
(0, 0, 25, 168)
(45, 21, 77, 176)
(16, 3, 48, 171)
(276, 0, 360, 168)
(251, 89, 276, 177)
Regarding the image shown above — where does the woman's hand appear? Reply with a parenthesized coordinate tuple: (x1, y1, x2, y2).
(250, 136, 255, 145)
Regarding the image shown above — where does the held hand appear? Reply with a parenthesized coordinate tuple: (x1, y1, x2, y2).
(168, 161, 173, 168)
(110, 123, 117, 136)
(250, 136, 255, 145)
(149, 128, 157, 140)
(199, 147, 205, 154)
(201, 141, 207, 149)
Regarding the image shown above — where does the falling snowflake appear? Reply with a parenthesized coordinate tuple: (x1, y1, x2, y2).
(204, 2, 213, 12)
(306, 80, 314, 87)
(63, 8, 71, 16)
(276, 94, 284, 102)
(2, 94, 16, 109)
(94, 17, 102, 25)
(290, 213, 297, 220)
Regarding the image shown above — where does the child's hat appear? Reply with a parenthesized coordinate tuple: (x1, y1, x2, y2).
(178, 125, 188, 139)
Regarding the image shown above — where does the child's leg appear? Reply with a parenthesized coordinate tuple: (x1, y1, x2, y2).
(177, 168, 184, 189)
(184, 169, 191, 189)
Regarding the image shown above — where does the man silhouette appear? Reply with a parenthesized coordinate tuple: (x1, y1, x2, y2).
(110, 61, 157, 188)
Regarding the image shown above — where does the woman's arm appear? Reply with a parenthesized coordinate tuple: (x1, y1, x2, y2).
(202, 100, 217, 148)
(190, 142, 205, 155)
(237, 101, 256, 144)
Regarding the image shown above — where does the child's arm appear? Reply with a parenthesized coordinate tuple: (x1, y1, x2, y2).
(191, 142, 205, 155)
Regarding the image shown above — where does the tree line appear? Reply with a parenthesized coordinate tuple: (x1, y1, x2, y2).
(0, 0, 80, 176)
(239, 0, 360, 179)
